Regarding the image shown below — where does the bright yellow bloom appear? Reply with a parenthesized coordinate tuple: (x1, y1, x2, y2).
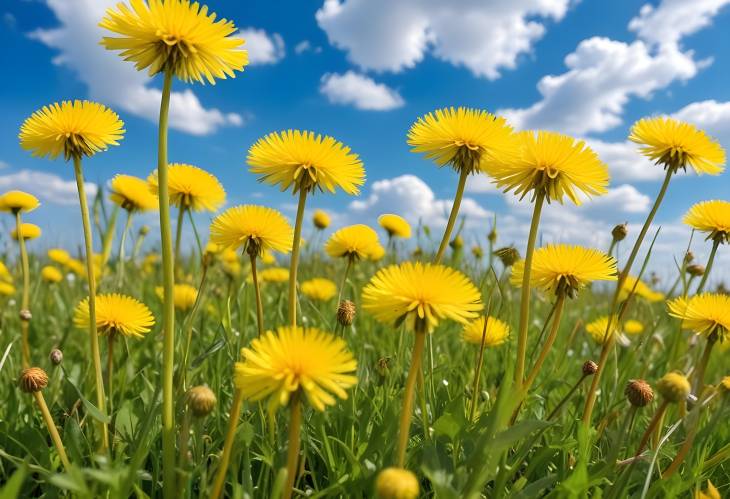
(148, 163, 225, 212)
(683, 200, 730, 243)
(100, 0, 247, 84)
(0, 191, 40, 213)
(19, 100, 124, 160)
(623, 320, 644, 335)
(695, 480, 721, 499)
(668, 293, 730, 341)
(258, 267, 289, 283)
(629, 116, 725, 174)
(325, 224, 380, 260)
(407, 107, 520, 174)
(511, 244, 617, 296)
(48, 248, 71, 266)
(619, 275, 664, 302)
(301, 278, 337, 302)
(375, 467, 420, 499)
(210, 205, 293, 255)
(261, 249, 276, 265)
(40, 266, 63, 283)
(156, 284, 198, 311)
(462, 316, 510, 347)
(368, 243, 386, 261)
(0, 261, 11, 283)
(585, 316, 622, 345)
(0, 282, 15, 296)
(142, 253, 160, 274)
(313, 209, 331, 229)
(248, 130, 365, 195)
(234, 326, 358, 412)
(74, 293, 155, 339)
(110, 174, 158, 212)
(378, 214, 412, 239)
(66, 258, 102, 280)
(487, 131, 609, 204)
(11, 223, 41, 240)
(362, 261, 483, 331)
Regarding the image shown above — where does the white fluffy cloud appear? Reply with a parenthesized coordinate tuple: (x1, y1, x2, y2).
(586, 139, 663, 181)
(0, 169, 97, 205)
(32, 0, 245, 136)
(500, 37, 700, 135)
(237, 28, 285, 65)
(316, 0, 571, 79)
(629, 0, 730, 45)
(320, 71, 404, 110)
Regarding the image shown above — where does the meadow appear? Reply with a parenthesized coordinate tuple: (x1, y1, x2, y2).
(1, 1, 729, 498)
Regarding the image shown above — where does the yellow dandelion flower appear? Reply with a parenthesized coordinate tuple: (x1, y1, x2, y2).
(258, 267, 290, 283)
(74, 293, 154, 339)
(40, 266, 63, 283)
(585, 316, 622, 345)
(19, 100, 124, 160)
(668, 293, 730, 341)
(325, 224, 380, 260)
(0, 282, 15, 296)
(313, 209, 331, 229)
(368, 243, 386, 262)
(248, 130, 365, 195)
(629, 116, 725, 174)
(695, 480, 721, 499)
(0, 261, 11, 283)
(261, 249, 276, 265)
(48, 248, 71, 266)
(110, 174, 158, 212)
(234, 326, 358, 412)
(683, 200, 730, 243)
(462, 315, 510, 347)
(148, 163, 225, 212)
(100, 0, 247, 85)
(362, 261, 483, 331)
(378, 214, 412, 239)
(375, 467, 420, 499)
(210, 205, 293, 255)
(624, 319, 644, 335)
(511, 244, 617, 296)
(619, 275, 664, 302)
(0, 191, 40, 213)
(155, 284, 198, 311)
(11, 223, 41, 241)
(487, 130, 609, 204)
(301, 278, 337, 302)
(407, 107, 520, 174)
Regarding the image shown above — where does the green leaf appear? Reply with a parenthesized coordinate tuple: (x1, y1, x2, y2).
(0, 461, 29, 499)
(64, 378, 111, 424)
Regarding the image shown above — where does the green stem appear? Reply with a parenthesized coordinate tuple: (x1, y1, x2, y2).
(117, 211, 133, 287)
(250, 253, 264, 337)
(34, 391, 72, 470)
(396, 325, 427, 467)
(695, 238, 720, 294)
(522, 292, 566, 394)
(73, 155, 108, 451)
(101, 205, 120, 269)
(288, 189, 308, 327)
(210, 389, 244, 499)
(335, 256, 354, 307)
(131, 228, 147, 262)
(546, 375, 588, 421)
(693, 336, 716, 393)
(434, 168, 468, 264)
(14, 211, 31, 367)
(107, 334, 115, 423)
(634, 401, 668, 458)
(179, 260, 209, 393)
(174, 204, 186, 271)
(156, 70, 176, 499)
(284, 393, 303, 499)
(469, 320, 489, 422)
(514, 191, 545, 388)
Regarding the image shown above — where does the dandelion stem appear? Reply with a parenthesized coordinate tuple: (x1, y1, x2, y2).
(695, 238, 719, 293)
(634, 400, 668, 458)
(288, 189, 307, 327)
(434, 168, 468, 264)
(210, 388, 244, 499)
(34, 391, 72, 470)
(284, 393, 303, 499)
(117, 210, 133, 287)
(250, 252, 264, 337)
(156, 69, 177, 499)
(179, 259, 209, 393)
(396, 324, 427, 467)
(469, 319, 489, 422)
(100, 205, 119, 271)
(73, 154, 108, 451)
(693, 335, 716, 393)
(546, 374, 588, 421)
(523, 291, 566, 394)
(106, 333, 115, 418)
(515, 191, 545, 388)
(14, 210, 31, 367)
(174, 204, 186, 271)
(336, 256, 354, 306)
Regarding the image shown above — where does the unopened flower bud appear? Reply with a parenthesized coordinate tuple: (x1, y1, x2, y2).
(49, 349, 63, 366)
(686, 264, 705, 277)
(656, 372, 691, 403)
(138, 225, 150, 236)
(19, 367, 48, 393)
(375, 357, 391, 380)
(187, 385, 217, 418)
(611, 223, 628, 242)
(625, 379, 653, 407)
(375, 467, 419, 499)
(683, 251, 694, 264)
(582, 360, 598, 376)
(495, 246, 520, 267)
(337, 300, 356, 327)
(488, 228, 497, 244)
(471, 245, 483, 259)
(449, 235, 463, 250)
(412, 247, 423, 259)
(19, 309, 32, 321)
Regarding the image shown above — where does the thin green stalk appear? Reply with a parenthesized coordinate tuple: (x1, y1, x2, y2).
(250, 252, 264, 337)
(117, 210, 133, 287)
(179, 260, 209, 393)
(174, 204, 186, 271)
(468, 319, 489, 422)
(522, 291, 566, 394)
(156, 69, 176, 499)
(284, 393, 303, 499)
(335, 256, 354, 306)
(34, 391, 72, 470)
(131, 227, 147, 262)
(693, 335, 716, 392)
(210, 389, 244, 499)
(515, 191, 545, 388)
(695, 238, 720, 293)
(14, 210, 31, 367)
(434, 168, 468, 264)
(100, 205, 119, 269)
(288, 189, 308, 326)
(73, 155, 108, 451)
(546, 374, 588, 421)
(396, 324, 427, 467)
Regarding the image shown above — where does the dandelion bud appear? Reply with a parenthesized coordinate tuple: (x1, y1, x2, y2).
(471, 245, 483, 259)
(375, 357, 391, 381)
(720, 376, 730, 393)
(625, 379, 653, 407)
(582, 360, 598, 376)
(494, 246, 520, 267)
(611, 223, 628, 242)
(19, 367, 49, 393)
(337, 300, 356, 327)
(49, 349, 63, 366)
(138, 225, 150, 236)
(488, 227, 497, 244)
(19, 309, 32, 321)
(412, 246, 423, 259)
(683, 251, 694, 264)
(187, 385, 217, 418)
(375, 467, 419, 499)
(656, 372, 691, 403)
(686, 264, 705, 277)
(313, 209, 330, 230)
(449, 235, 463, 250)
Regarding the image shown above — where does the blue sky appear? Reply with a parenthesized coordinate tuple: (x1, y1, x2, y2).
(1, 0, 729, 284)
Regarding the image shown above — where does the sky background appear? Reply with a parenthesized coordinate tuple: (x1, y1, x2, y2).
(1, 0, 729, 286)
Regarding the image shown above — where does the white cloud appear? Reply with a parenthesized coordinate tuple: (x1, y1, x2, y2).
(0, 169, 97, 205)
(294, 40, 322, 54)
(584, 184, 651, 213)
(320, 71, 404, 111)
(629, 0, 730, 46)
(465, 174, 499, 194)
(672, 100, 730, 146)
(31, 0, 245, 136)
(586, 139, 664, 181)
(500, 37, 700, 135)
(316, 0, 571, 80)
(237, 28, 285, 65)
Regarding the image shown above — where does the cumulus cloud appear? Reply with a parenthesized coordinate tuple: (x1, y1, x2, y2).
(237, 28, 285, 65)
(316, 0, 571, 80)
(629, 0, 730, 46)
(320, 71, 404, 111)
(31, 0, 245, 136)
(294, 40, 322, 54)
(0, 169, 97, 205)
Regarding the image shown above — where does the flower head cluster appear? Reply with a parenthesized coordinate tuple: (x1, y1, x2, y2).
(74, 293, 154, 339)
(683, 200, 730, 244)
(668, 293, 730, 342)
(378, 214, 412, 239)
(0, 191, 40, 213)
(325, 224, 381, 260)
(148, 163, 225, 212)
(110, 174, 158, 212)
(461, 315, 510, 347)
(210, 205, 293, 256)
